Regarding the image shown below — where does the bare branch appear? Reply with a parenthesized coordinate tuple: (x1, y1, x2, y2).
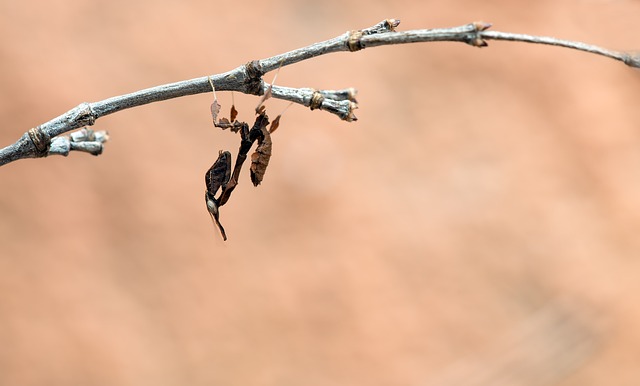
(1, 19, 637, 167)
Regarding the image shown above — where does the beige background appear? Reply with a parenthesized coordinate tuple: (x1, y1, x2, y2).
(1, 0, 640, 385)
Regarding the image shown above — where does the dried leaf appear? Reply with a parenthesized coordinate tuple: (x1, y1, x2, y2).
(269, 114, 281, 134)
(269, 102, 291, 134)
(205, 150, 232, 199)
(217, 121, 253, 207)
(210, 99, 221, 124)
(230, 104, 238, 123)
(209, 77, 222, 125)
(250, 126, 272, 186)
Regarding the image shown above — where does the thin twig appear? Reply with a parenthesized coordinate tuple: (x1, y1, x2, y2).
(1, 19, 637, 167)
(48, 129, 110, 157)
(481, 31, 639, 66)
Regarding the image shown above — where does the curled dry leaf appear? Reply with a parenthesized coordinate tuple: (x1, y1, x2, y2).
(206, 150, 232, 197)
(269, 102, 292, 134)
(205, 150, 232, 240)
(210, 82, 241, 132)
(209, 78, 222, 124)
(210, 99, 221, 124)
(206, 99, 279, 239)
(250, 125, 272, 186)
(216, 119, 255, 208)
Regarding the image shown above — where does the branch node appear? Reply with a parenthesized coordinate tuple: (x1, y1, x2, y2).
(346, 102, 358, 122)
(309, 91, 325, 110)
(27, 127, 51, 157)
(74, 102, 97, 126)
(383, 18, 401, 32)
(244, 60, 264, 95)
(347, 30, 365, 52)
(463, 21, 492, 47)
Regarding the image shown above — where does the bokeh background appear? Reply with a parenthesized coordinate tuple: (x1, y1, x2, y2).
(1, 0, 640, 385)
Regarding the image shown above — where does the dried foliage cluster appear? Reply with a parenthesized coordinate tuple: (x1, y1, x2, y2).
(205, 79, 283, 240)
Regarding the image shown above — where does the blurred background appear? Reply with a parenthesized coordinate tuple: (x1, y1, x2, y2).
(1, 0, 640, 385)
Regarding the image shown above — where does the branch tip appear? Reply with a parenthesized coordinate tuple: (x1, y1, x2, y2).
(346, 102, 358, 122)
(473, 21, 492, 32)
(386, 19, 401, 31)
(470, 37, 489, 47)
(319, 88, 358, 103)
(465, 21, 492, 48)
(48, 128, 109, 157)
(362, 19, 401, 35)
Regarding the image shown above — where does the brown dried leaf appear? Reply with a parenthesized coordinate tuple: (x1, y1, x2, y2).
(269, 114, 281, 134)
(269, 102, 292, 134)
(205, 150, 232, 198)
(250, 126, 272, 186)
(230, 104, 238, 123)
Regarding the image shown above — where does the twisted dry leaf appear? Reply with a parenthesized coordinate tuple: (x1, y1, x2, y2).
(205, 150, 232, 240)
(230, 104, 238, 123)
(210, 99, 221, 125)
(250, 121, 272, 186)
